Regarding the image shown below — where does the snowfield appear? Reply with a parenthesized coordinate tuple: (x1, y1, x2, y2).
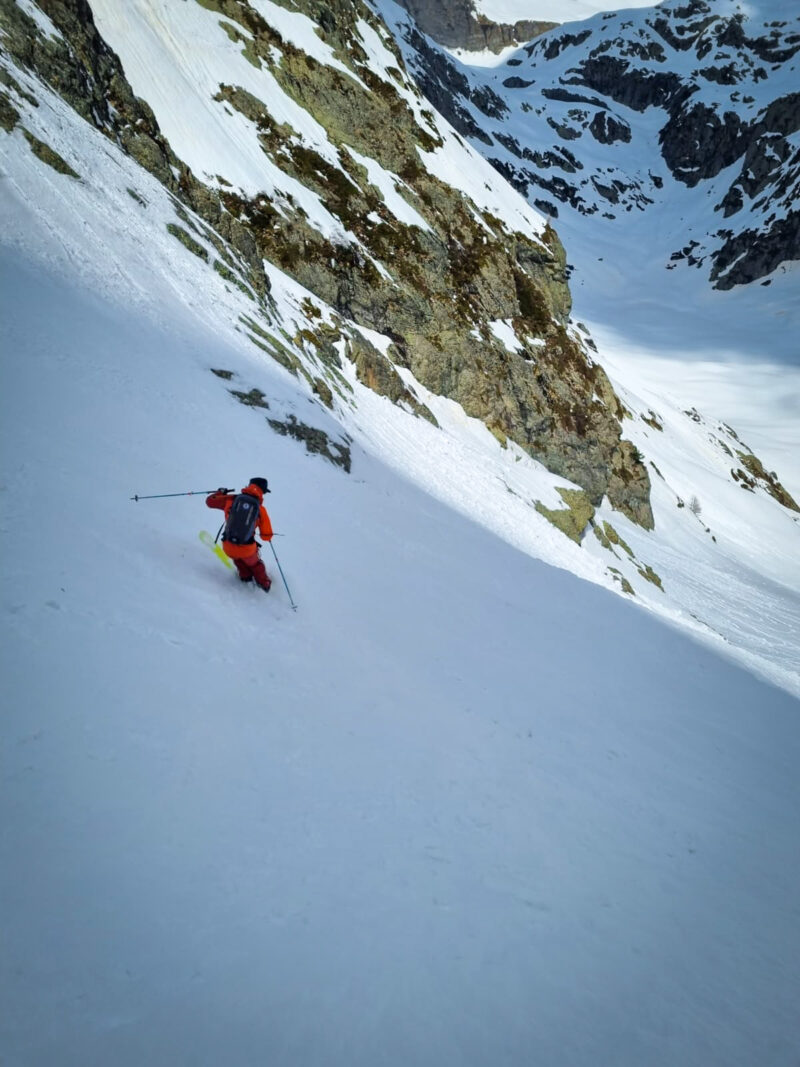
(4, 218, 800, 1067)
(1, 0, 800, 1063)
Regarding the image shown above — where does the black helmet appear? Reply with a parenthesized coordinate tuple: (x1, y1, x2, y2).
(249, 477, 269, 493)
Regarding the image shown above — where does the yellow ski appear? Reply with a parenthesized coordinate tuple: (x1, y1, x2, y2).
(199, 529, 233, 568)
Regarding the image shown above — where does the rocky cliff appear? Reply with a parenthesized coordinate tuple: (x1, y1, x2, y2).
(393, 0, 554, 54)
(0, 0, 653, 527)
(390, 0, 800, 289)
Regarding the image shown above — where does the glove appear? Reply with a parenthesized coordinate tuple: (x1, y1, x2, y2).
(216, 487, 230, 494)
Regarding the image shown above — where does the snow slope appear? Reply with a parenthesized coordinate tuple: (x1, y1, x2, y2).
(2, 6, 800, 1059)
(379, 0, 800, 686)
(35, 0, 786, 694)
(3, 177, 800, 1067)
(395, 0, 800, 287)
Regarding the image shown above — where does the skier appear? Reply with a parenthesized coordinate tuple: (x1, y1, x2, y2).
(206, 478, 273, 591)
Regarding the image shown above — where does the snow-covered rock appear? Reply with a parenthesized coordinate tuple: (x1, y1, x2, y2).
(392, 0, 800, 288)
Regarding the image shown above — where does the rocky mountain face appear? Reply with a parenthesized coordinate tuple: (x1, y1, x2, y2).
(0, 0, 655, 527)
(389, 0, 800, 288)
(393, 0, 554, 53)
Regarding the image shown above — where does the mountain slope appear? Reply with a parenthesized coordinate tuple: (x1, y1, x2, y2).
(374, 0, 800, 685)
(3, 189, 800, 1067)
(2, 0, 800, 1061)
(3, 0, 799, 692)
(392, 0, 800, 289)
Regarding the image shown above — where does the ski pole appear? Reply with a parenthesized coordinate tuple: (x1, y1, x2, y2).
(269, 541, 297, 611)
(130, 488, 231, 502)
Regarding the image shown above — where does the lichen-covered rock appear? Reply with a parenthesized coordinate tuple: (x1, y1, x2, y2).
(3, 0, 653, 527)
(637, 563, 664, 591)
(535, 487, 595, 543)
(166, 223, 208, 261)
(22, 128, 79, 176)
(393, 0, 554, 54)
(735, 451, 799, 511)
(0, 89, 20, 132)
(601, 521, 634, 558)
(608, 567, 635, 595)
(267, 415, 352, 472)
(313, 378, 334, 409)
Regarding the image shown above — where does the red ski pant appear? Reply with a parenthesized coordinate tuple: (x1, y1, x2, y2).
(231, 549, 270, 589)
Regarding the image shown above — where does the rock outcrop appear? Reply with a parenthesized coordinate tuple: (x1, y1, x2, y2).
(0, 0, 653, 527)
(391, 0, 800, 288)
(393, 0, 554, 54)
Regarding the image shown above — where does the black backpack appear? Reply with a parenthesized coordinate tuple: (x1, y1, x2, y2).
(223, 492, 260, 545)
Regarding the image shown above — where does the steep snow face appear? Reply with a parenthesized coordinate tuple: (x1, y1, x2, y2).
(3, 122, 800, 1067)
(89, 0, 549, 245)
(2, 8, 800, 1057)
(380, 0, 800, 672)
(86, 0, 358, 237)
(1, 0, 798, 693)
(392, 0, 800, 289)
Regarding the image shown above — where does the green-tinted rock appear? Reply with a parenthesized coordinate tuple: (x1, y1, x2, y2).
(268, 414, 351, 472)
(22, 129, 79, 176)
(591, 521, 614, 552)
(602, 521, 634, 558)
(736, 450, 799, 512)
(230, 387, 269, 409)
(213, 258, 254, 298)
(313, 377, 334, 408)
(535, 487, 595, 543)
(0, 90, 19, 132)
(608, 567, 635, 595)
(637, 564, 664, 591)
(166, 223, 208, 261)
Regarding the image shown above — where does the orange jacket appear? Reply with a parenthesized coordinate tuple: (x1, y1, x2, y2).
(206, 485, 273, 559)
